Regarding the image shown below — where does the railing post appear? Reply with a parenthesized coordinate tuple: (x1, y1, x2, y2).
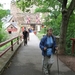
(17, 37, 19, 44)
(70, 38, 75, 54)
(11, 40, 13, 51)
(20, 35, 22, 41)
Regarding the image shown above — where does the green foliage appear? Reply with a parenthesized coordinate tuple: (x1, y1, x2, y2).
(40, 28, 47, 34)
(0, 21, 3, 28)
(0, 28, 8, 43)
(16, 0, 33, 12)
(0, 42, 11, 51)
(0, 38, 17, 51)
(39, 28, 44, 34)
(36, 32, 43, 40)
(0, 9, 8, 19)
(16, 0, 25, 11)
(50, 14, 61, 35)
(35, 8, 50, 13)
(36, 0, 61, 7)
(0, 9, 8, 28)
(65, 12, 75, 55)
(43, 13, 61, 36)
(0, 9, 9, 42)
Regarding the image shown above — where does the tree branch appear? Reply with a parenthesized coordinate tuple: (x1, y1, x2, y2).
(67, 0, 75, 17)
(62, 0, 68, 15)
(58, 0, 63, 4)
(62, 0, 67, 9)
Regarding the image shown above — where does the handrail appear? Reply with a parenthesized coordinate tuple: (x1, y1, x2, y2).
(0, 36, 18, 47)
(0, 36, 21, 57)
(71, 38, 75, 41)
(70, 38, 75, 54)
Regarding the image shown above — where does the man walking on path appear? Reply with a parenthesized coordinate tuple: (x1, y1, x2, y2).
(23, 27, 28, 45)
(39, 28, 58, 75)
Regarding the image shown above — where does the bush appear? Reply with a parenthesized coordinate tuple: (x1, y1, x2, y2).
(0, 28, 8, 43)
(66, 13, 75, 55)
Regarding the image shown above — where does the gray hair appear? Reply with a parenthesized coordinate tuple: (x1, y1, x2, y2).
(47, 28, 53, 32)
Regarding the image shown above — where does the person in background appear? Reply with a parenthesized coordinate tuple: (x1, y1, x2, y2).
(39, 28, 58, 75)
(27, 29, 30, 41)
(28, 28, 33, 33)
(23, 27, 28, 45)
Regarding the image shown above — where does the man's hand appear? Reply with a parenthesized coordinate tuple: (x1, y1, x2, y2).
(55, 47, 58, 54)
(55, 47, 58, 50)
(44, 47, 47, 51)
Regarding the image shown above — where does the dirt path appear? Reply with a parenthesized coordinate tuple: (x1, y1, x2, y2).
(59, 55, 75, 72)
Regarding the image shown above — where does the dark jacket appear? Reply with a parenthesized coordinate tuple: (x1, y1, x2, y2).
(39, 35, 57, 56)
(23, 30, 28, 39)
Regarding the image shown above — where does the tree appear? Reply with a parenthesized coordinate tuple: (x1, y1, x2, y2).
(0, 6, 9, 42)
(0, 9, 8, 28)
(58, 0, 75, 54)
(16, 0, 33, 12)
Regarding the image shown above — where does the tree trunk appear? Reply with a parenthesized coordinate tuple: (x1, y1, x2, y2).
(58, 0, 75, 54)
(58, 9, 69, 54)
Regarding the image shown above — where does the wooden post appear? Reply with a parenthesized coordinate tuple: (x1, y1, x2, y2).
(71, 38, 75, 54)
(17, 37, 19, 44)
(11, 40, 13, 51)
(72, 41, 75, 54)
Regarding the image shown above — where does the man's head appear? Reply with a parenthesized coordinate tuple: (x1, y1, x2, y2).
(47, 28, 53, 36)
